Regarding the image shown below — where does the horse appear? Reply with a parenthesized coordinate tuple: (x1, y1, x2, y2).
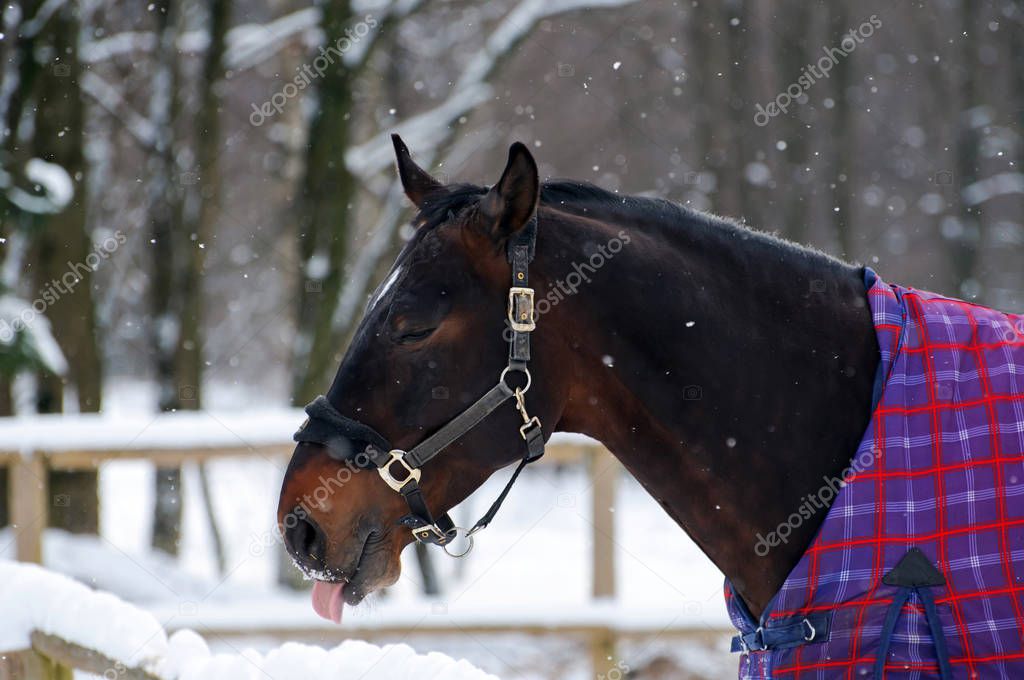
(279, 136, 1024, 678)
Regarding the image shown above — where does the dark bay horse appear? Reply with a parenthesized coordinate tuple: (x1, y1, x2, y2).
(279, 137, 1024, 677)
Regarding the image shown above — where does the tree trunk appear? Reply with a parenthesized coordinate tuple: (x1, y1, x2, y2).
(951, 1, 981, 297)
(148, 0, 186, 557)
(26, 0, 101, 534)
(291, 0, 356, 406)
(0, 376, 10, 526)
(148, 0, 231, 559)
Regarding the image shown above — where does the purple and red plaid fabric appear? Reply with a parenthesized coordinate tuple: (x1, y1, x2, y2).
(726, 271, 1024, 679)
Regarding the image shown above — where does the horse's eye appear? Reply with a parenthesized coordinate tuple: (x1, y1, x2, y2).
(396, 328, 435, 344)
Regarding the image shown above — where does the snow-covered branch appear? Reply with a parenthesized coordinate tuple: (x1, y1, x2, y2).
(0, 159, 74, 215)
(226, 8, 320, 71)
(332, 179, 410, 331)
(0, 294, 69, 375)
(80, 31, 158, 63)
(19, 0, 66, 39)
(80, 73, 158, 150)
(226, 0, 427, 73)
(345, 0, 641, 177)
(962, 172, 1024, 207)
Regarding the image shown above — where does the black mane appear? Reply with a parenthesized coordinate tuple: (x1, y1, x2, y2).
(413, 178, 852, 272)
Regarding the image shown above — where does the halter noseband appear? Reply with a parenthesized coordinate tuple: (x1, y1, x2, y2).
(293, 219, 545, 552)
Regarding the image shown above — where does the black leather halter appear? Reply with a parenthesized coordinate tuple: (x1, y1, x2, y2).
(293, 221, 545, 551)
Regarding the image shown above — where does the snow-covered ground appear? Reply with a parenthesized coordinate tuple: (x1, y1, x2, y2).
(1, 381, 736, 678)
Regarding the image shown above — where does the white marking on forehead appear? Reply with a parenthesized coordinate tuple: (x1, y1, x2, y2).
(369, 265, 404, 311)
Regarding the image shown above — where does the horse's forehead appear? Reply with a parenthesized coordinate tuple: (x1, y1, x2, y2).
(365, 229, 461, 314)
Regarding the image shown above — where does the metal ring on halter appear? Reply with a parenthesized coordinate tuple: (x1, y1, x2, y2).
(499, 366, 532, 394)
(442, 527, 475, 558)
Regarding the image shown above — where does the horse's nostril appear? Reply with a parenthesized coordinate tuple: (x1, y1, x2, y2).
(284, 508, 327, 566)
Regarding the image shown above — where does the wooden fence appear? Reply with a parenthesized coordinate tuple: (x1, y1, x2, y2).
(0, 631, 159, 680)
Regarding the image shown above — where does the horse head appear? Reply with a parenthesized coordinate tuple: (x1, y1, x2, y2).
(277, 136, 572, 619)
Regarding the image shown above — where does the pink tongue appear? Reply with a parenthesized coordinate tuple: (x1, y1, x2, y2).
(311, 581, 345, 623)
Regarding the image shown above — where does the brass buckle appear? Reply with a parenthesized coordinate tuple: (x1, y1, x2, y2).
(508, 287, 536, 332)
(378, 449, 421, 492)
(519, 416, 541, 440)
(412, 523, 448, 544)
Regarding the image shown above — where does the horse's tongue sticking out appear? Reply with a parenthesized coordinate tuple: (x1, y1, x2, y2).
(311, 581, 344, 623)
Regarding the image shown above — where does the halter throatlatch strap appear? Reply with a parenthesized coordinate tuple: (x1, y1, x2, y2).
(294, 216, 545, 549)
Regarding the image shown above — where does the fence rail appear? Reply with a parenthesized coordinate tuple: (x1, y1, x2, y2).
(6, 631, 161, 680)
(0, 413, 618, 600)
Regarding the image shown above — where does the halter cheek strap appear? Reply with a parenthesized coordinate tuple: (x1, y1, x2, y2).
(293, 218, 545, 551)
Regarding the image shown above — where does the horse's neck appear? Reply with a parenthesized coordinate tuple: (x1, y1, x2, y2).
(542, 210, 880, 617)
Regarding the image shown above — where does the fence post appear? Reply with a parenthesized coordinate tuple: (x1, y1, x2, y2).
(588, 627, 617, 679)
(0, 649, 56, 680)
(11, 452, 47, 563)
(589, 447, 618, 678)
(590, 447, 617, 599)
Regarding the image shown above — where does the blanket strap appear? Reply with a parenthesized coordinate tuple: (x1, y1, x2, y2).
(730, 612, 832, 653)
(873, 548, 952, 679)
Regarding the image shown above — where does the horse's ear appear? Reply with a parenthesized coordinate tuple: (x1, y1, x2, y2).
(392, 133, 442, 207)
(479, 142, 539, 240)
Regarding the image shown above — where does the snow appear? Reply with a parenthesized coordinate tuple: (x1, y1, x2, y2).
(225, 2, 426, 73)
(24, 158, 74, 210)
(0, 560, 169, 668)
(0, 560, 500, 679)
(0, 406, 596, 454)
(0, 407, 304, 453)
(152, 597, 726, 635)
(347, 85, 492, 175)
(226, 8, 320, 72)
(0, 528, 230, 603)
(81, 72, 159, 148)
(0, 158, 74, 215)
(80, 30, 158, 63)
(161, 637, 500, 680)
(0, 293, 68, 374)
(962, 172, 1024, 206)
(18, 0, 65, 39)
(304, 252, 330, 280)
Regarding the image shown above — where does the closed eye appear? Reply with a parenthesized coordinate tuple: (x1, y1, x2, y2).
(395, 328, 436, 344)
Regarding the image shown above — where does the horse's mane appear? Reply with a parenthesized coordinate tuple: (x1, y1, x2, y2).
(413, 179, 852, 270)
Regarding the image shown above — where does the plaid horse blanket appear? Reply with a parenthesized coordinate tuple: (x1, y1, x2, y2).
(726, 270, 1024, 679)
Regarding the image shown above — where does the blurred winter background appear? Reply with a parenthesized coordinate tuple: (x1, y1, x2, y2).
(1, 0, 1022, 678)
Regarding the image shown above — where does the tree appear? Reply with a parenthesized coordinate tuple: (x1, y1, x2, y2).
(147, 0, 231, 557)
(1, 0, 102, 533)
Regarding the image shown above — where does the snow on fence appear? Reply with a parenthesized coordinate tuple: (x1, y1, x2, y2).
(0, 561, 500, 680)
